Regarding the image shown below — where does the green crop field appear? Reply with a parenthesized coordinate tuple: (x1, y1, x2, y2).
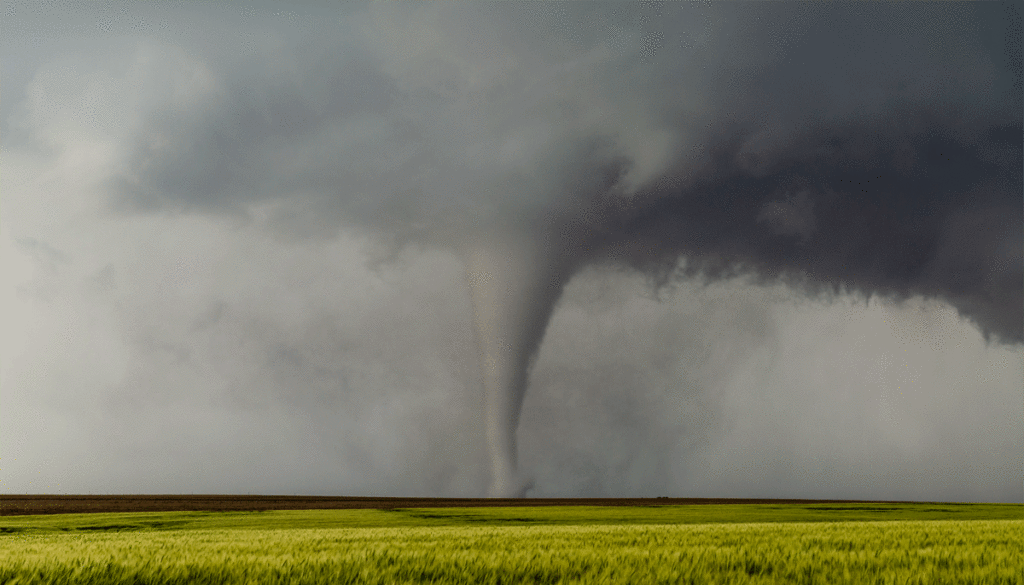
(2, 503, 1021, 584)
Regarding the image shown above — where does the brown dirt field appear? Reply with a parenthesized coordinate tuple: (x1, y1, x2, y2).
(0, 495, 908, 516)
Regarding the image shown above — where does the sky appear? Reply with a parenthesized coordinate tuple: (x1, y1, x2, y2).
(1, 1, 1021, 502)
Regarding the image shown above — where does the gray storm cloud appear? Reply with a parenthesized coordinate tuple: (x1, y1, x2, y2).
(10, 2, 1020, 497)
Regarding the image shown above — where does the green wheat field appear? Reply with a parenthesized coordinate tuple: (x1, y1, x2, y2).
(1, 503, 1022, 584)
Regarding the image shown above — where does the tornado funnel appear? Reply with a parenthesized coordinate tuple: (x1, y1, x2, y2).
(464, 232, 576, 497)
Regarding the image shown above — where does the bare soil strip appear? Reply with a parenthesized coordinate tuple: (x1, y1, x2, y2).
(0, 495, 916, 516)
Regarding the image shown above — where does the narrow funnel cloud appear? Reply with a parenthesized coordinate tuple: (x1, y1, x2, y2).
(464, 230, 578, 497)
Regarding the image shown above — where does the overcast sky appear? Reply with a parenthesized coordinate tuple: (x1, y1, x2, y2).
(2, 1, 1021, 502)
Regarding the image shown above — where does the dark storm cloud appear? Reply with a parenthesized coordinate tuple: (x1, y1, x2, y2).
(593, 107, 1022, 346)
(102, 2, 1021, 346)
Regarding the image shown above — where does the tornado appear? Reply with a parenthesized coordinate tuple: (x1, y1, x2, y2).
(464, 230, 579, 497)
(93, 2, 1022, 497)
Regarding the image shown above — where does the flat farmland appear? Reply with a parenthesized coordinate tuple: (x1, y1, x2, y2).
(2, 498, 1021, 584)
